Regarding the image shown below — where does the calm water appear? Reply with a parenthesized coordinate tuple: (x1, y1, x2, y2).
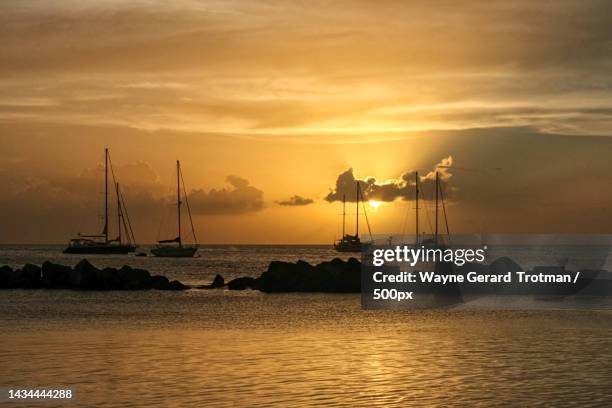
(1, 246, 612, 407)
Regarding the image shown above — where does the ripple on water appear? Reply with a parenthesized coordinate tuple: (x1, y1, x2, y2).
(1, 291, 612, 407)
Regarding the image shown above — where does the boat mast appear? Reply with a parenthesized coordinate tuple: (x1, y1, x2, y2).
(439, 181, 451, 245)
(177, 160, 182, 247)
(342, 194, 346, 237)
(355, 182, 359, 238)
(104, 148, 109, 243)
(116, 182, 122, 244)
(179, 164, 198, 246)
(415, 171, 419, 245)
(435, 171, 439, 244)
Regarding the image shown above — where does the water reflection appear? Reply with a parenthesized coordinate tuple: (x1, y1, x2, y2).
(1, 293, 612, 407)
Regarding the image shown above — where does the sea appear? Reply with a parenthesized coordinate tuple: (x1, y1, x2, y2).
(1, 245, 612, 407)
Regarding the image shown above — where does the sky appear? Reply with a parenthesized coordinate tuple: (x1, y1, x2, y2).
(0, 0, 611, 244)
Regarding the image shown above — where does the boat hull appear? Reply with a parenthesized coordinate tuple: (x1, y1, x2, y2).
(334, 235, 371, 253)
(63, 244, 137, 254)
(334, 243, 364, 253)
(151, 246, 198, 258)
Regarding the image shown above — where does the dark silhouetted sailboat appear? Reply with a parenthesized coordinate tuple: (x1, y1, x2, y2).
(151, 160, 198, 258)
(415, 170, 450, 248)
(64, 148, 137, 254)
(334, 181, 373, 252)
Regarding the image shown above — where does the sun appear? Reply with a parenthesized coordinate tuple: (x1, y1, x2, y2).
(368, 200, 383, 210)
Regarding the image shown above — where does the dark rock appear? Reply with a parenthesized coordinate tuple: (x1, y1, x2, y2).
(150, 275, 171, 290)
(116, 265, 134, 280)
(0, 264, 43, 289)
(117, 265, 151, 290)
(42, 261, 72, 287)
(489, 257, 523, 274)
(211, 274, 225, 288)
(168, 280, 187, 291)
(22, 263, 41, 281)
(227, 276, 258, 290)
(258, 260, 312, 292)
(94, 268, 120, 290)
(0, 265, 13, 288)
(8, 264, 42, 288)
(70, 259, 99, 289)
(198, 274, 226, 289)
(0, 265, 22, 288)
(1, 260, 186, 291)
(0, 265, 13, 274)
(257, 257, 361, 293)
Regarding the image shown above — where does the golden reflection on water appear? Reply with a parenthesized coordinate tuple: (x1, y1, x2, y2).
(1, 293, 612, 407)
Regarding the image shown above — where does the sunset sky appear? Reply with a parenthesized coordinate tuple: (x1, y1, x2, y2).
(1, 0, 611, 243)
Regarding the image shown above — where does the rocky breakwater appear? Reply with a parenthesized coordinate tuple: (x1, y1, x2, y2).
(0, 259, 186, 291)
(219, 257, 361, 293)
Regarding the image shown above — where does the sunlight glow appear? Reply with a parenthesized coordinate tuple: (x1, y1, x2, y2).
(369, 200, 383, 210)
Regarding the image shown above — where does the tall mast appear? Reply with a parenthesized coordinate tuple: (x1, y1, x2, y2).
(104, 148, 109, 243)
(435, 171, 439, 243)
(116, 182, 122, 243)
(342, 194, 346, 237)
(356, 182, 359, 238)
(415, 171, 419, 245)
(177, 160, 182, 247)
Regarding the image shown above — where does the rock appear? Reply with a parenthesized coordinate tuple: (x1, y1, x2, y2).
(315, 257, 361, 292)
(70, 259, 99, 289)
(198, 274, 226, 289)
(0, 264, 43, 289)
(489, 257, 523, 274)
(227, 276, 258, 290)
(117, 265, 151, 290)
(0, 265, 13, 288)
(1, 260, 186, 291)
(95, 268, 121, 290)
(0, 265, 13, 274)
(42, 261, 72, 287)
(168, 280, 187, 291)
(116, 265, 134, 281)
(257, 258, 361, 293)
(7, 264, 42, 288)
(22, 263, 41, 283)
(258, 260, 312, 292)
(0, 265, 20, 288)
(150, 275, 171, 290)
(211, 274, 225, 288)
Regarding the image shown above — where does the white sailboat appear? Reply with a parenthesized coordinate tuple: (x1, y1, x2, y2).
(151, 160, 198, 258)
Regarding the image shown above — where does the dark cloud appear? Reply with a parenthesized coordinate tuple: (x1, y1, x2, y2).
(72, 160, 166, 197)
(0, 158, 174, 243)
(188, 175, 264, 215)
(325, 157, 453, 203)
(276, 195, 314, 206)
(0, 163, 266, 243)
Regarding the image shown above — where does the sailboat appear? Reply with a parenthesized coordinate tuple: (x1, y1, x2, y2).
(334, 181, 372, 252)
(151, 160, 198, 258)
(64, 148, 137, 254)
(415, 170, 449, 248)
